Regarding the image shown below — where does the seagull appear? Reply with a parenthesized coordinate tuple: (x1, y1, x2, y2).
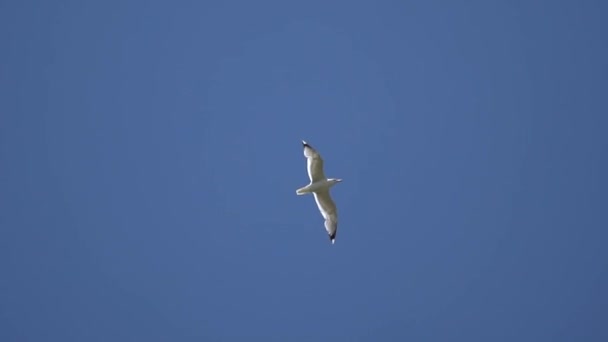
(296, 140, 343, 244)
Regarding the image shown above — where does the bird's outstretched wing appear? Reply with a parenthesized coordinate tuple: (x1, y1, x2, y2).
(302, 140, 325, 182)
(313, 190, 338, 244)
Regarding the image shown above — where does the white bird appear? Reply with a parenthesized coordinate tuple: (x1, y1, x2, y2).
(296, 140, 343, 244)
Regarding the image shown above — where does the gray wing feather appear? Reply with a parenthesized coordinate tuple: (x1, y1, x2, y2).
(303, 141, 326, 182)
(313, 190, 338, 242)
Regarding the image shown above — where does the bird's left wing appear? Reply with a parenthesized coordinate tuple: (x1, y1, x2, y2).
(313, 190, 338, 243)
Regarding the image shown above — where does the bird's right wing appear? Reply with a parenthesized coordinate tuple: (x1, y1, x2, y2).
(302, 140, 325, 182)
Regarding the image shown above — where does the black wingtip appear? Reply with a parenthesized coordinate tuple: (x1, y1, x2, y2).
(329, 232, 337, 244)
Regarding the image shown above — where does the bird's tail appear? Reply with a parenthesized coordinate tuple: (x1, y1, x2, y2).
(296, 185, 311, 195)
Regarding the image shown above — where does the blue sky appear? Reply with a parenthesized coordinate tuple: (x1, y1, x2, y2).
(1, 1, 607, 341)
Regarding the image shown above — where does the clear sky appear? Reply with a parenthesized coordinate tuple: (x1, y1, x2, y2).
(1, 1, 607, 341)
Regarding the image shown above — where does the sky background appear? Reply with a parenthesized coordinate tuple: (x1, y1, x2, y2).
(1, 1, 607, 341)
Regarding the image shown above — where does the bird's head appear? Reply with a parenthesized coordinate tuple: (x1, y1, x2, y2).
(328, 178, 343, 187)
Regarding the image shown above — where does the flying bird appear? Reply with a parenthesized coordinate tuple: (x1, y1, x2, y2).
(296, 140, 343, 244)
